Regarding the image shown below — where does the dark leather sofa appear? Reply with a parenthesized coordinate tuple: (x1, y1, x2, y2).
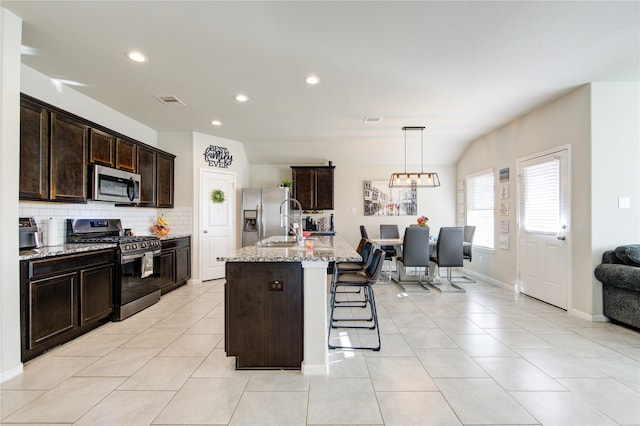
(594, 245, 640, 329)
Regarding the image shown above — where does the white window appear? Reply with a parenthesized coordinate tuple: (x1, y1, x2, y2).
(466, 170, 494, 249)
(521, 158, 560, 234)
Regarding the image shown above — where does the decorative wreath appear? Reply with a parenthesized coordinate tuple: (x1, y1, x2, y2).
(211, 189, 226, 203)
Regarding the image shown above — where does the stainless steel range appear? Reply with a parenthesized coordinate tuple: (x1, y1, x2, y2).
(67, 218, 162, 320)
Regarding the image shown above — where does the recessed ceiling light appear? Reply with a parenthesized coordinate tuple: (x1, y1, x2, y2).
(211, 120, 222, 126)
(234, 94, 249, 102)
(126, 50, 147, 63)
(305, 75, 320, 85)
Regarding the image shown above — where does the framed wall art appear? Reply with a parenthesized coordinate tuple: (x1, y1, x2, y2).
(363, 180, 416, 216)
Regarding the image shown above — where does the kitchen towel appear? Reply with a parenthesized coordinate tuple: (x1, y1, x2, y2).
(141, 251, 154, 278)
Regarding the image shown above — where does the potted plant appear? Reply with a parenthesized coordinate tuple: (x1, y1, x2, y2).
(280, 178, 293, 188)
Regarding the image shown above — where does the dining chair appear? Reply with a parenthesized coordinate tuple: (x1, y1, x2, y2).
(328, 248, 385, 351)
(451, 225, 477, 283)
(332, 239, 374, 304)
(395, 226, 430, 291)
(429, 227, 465, 293)
(359, 225, 369, 239)
(379, 224, 400, 279)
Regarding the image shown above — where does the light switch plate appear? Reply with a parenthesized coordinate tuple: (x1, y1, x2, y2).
(618, 197, 631, 209)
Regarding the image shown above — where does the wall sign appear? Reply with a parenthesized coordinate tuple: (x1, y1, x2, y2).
(203, 145, 233, 168)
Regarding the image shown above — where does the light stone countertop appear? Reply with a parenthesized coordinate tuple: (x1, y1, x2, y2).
(220, 235, 361, 263)
(19, 243, 117, 261)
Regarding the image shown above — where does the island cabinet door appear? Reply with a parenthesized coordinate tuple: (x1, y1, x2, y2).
(225, 262, 303, 369)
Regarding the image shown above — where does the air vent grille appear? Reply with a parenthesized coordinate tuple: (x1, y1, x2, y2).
(154, 95, 186, 106)
(363, 115, 382, 123)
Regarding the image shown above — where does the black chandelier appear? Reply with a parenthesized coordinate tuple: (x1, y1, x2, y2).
(388, 126, 440, 188)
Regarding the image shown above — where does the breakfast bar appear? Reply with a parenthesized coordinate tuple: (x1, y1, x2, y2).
(220, 235, 360, 374)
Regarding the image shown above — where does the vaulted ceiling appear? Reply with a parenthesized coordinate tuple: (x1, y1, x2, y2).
(4, 1, 639, 166)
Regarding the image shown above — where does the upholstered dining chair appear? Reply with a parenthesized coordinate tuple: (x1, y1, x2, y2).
(395, 226, 430, 291)
(379, 224, 400, 279)
(451, 225, 476, 283)
(328, 248, 385, 351)
(429, 227, 465, 293)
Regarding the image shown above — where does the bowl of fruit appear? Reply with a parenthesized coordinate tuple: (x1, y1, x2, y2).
(152, 214, 170, 235)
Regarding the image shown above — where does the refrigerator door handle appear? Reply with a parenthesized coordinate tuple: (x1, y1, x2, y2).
(257, 203, 264, 240)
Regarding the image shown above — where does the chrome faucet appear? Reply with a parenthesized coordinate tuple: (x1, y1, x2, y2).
(280, 198, 303, 244)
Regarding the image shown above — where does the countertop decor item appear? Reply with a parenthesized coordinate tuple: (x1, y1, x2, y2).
(280, 178, 293, 188)
(212, 188, 225, 203)
(389, 126, 440, 188)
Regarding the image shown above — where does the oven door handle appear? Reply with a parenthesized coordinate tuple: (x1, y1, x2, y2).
(121, 248, 161, 263)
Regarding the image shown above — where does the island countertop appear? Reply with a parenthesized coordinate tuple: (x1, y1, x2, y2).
(219, 235, 360, 263)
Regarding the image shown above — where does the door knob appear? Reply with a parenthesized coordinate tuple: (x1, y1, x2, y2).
(203, 230, 208, 233)
(557, 235, 566, 240)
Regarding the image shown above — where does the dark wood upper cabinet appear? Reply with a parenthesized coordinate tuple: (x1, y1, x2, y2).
(137, 145, 156, 206)
(19, 98, 49, 200)
(19, 94, 175, 208)
(156, 152, 174, 208)
(115, 138, 137, 172)
(50, 112, 87, 203)
(291, 166, 335, 210)
(88, 128, 115, 167)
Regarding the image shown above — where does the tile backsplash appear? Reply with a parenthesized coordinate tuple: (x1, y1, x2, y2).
(19, 202, 192, 245)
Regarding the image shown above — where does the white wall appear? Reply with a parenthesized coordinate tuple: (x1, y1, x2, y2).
(457, 83, 640, 318)
(0, 8, 23, 382)
(190, 132, 251, 281)
(21, 66, 157, 146)
(590, 81, 640, 313)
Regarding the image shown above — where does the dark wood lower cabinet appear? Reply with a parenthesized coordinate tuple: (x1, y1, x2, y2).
(225, 262, 303, 369)
(20, 249, 115, 362)
(158, 236, 191, 294)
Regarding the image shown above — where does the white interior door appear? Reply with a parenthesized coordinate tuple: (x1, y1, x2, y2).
(200, 169, 236, 281)
(517, 148, 570, 309)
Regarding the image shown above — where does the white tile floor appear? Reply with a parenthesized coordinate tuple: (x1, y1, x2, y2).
(2, 276, 639, 425)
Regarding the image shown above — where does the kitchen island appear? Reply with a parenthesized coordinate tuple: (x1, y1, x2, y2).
(220, 235, 360, 374)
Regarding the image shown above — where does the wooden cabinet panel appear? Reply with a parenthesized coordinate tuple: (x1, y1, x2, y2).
(292, 168, 314, 210)
(314, 167, 334, 210)
(137, 145, 156, 206)
(89, 128, 115, 167)
(159, 237, 191, 294)
(80, 263, 114, 325)
(29, 272, 76, 349)
(21, 249, 115, 361)
(291, 166, 334, 210)
(175, 245, 190, 284)
(225, 262, 303, 369)
(156, 153, 174, 208)
(19, 98, 49, 200)
(50, 112, 88, 202)
(116, 138, 137, 172)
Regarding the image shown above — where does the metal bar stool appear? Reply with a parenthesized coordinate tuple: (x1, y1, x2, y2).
(328, 248, 385, 351)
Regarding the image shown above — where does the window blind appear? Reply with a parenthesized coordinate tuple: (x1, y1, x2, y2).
(522, 159, 560, 233)
(466, 171, 494, 249)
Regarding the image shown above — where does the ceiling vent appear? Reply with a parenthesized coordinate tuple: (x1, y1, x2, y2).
(363, 115, 382, 123)
(154, 95, 186, 106)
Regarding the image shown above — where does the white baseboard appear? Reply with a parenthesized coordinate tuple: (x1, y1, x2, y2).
(0, 363, 23, 383)
(457, 267, 514, 291)
(569, 308, 610, 322)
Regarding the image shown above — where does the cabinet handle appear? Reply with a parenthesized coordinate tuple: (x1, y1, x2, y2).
(203, 230, 208, 234)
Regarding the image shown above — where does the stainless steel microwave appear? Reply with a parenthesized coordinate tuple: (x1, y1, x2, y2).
(91, 165, 141, 203)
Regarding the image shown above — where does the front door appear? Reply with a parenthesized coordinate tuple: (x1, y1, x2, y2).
(517, 147, 570, 309)
(200, 169, 236, 281)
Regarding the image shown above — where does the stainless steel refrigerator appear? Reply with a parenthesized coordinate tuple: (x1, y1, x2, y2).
(241, 187, 290, 247)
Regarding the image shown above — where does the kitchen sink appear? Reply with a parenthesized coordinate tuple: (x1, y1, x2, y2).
(258, 240, 298, 248)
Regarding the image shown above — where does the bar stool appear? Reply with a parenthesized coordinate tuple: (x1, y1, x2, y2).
(328, 248, 385, 351)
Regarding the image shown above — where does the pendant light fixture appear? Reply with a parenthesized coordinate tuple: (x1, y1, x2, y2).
(389, 126, 441, 188)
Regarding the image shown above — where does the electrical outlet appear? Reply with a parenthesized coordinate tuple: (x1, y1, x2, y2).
(269, 280, 284, 291)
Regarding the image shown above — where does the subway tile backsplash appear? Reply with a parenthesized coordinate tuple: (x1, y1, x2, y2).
(19, 202, 192, 245)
